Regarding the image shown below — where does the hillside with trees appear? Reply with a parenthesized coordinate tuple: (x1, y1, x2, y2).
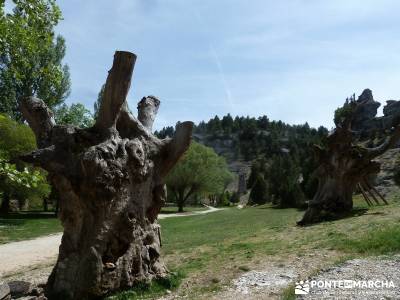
(157, 115, 329, 208)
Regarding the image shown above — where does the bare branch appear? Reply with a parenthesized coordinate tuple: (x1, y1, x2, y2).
(19, 96, 55, 148)
(137, 96, 160, 131)
(160, 121, 193, 177)
(95, 51, 136, 131)
(19, 145, 58, 172)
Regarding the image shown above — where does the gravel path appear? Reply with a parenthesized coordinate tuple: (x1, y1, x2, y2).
(0, 206, 223, 279)
(211, 255, 400, 300)
(301, 255, 400, 299)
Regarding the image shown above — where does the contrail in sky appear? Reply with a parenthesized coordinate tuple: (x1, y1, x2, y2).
(192, 8, 235, 112)
(209, 44, 235, 111)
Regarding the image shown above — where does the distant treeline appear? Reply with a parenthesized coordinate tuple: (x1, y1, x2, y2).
(156, 114, 328, 161)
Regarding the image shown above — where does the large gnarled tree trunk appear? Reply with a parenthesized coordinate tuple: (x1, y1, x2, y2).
(19, 51, 193, 299)
(298, 93, 400, 225)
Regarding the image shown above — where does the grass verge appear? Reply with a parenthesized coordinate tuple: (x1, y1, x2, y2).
(105, 271, 184, 300)
(160, 206, 207, 214)
(0, 212, 62, 244)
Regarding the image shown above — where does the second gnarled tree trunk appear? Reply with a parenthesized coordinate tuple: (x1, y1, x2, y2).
(298, 92, 400, 225)
(19, 51, 193, 299)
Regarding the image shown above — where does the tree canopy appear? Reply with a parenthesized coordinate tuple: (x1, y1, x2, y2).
(0, 0, 70, 120)
(0, 114, 36, 159)
(166, 141, 233, 211)
(55, 103, 94, 128)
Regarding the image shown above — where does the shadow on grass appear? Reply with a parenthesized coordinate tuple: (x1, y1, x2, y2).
(297, 208, 369, 227)
(159, 210, 184, 215)
(344, 208, 369, 218)
(0, 211, 57, 219)
(256, 204, 307, 211)
(105, 271, 184, 300)
(0, 211, 57, 227)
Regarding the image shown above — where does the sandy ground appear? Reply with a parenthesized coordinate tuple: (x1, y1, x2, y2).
(0, 206, 222, 280)
(0, 233, 62, 278)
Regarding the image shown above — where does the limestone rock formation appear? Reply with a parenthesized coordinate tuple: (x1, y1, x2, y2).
(351, 89, 381, 135)
(19, 51, 193, 299)
(351, 89, 400, 137)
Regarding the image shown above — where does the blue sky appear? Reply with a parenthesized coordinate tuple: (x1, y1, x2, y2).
(9, 0, 400, 129)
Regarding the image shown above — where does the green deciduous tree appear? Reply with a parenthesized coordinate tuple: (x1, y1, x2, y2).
(0, 158, 49, 212)
(0, 114, 36, 159)
(0, 0, 70, 120)
(0, 114, 50, 212)
(93, 83, 105, 119)
(55, 103, 94, 128)
(166, 142, 233, 212)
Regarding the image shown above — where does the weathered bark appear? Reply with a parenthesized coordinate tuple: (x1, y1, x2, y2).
(19, 51, 193, 299)
(137, 96, 160, 131)
(298, 94, 400, 225)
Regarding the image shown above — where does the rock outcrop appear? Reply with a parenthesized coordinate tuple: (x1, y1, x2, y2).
(351, 89, 381, 135)
(352, 89, 400, 138)
(375, 148, 400, 197)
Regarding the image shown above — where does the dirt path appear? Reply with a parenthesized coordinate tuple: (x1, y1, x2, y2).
(158, 205, 222, 219)
(0, 233, 61, 278)
(0, 206, 223, 280)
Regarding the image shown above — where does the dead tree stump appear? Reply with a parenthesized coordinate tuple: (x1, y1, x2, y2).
(298, 94, 400, 225)
(19, 51, 193, 299)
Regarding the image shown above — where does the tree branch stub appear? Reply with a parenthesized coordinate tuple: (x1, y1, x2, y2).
(95, 51, 137, 132)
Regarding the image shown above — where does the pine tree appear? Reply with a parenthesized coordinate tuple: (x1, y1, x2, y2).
(249, 174, 268, 205)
